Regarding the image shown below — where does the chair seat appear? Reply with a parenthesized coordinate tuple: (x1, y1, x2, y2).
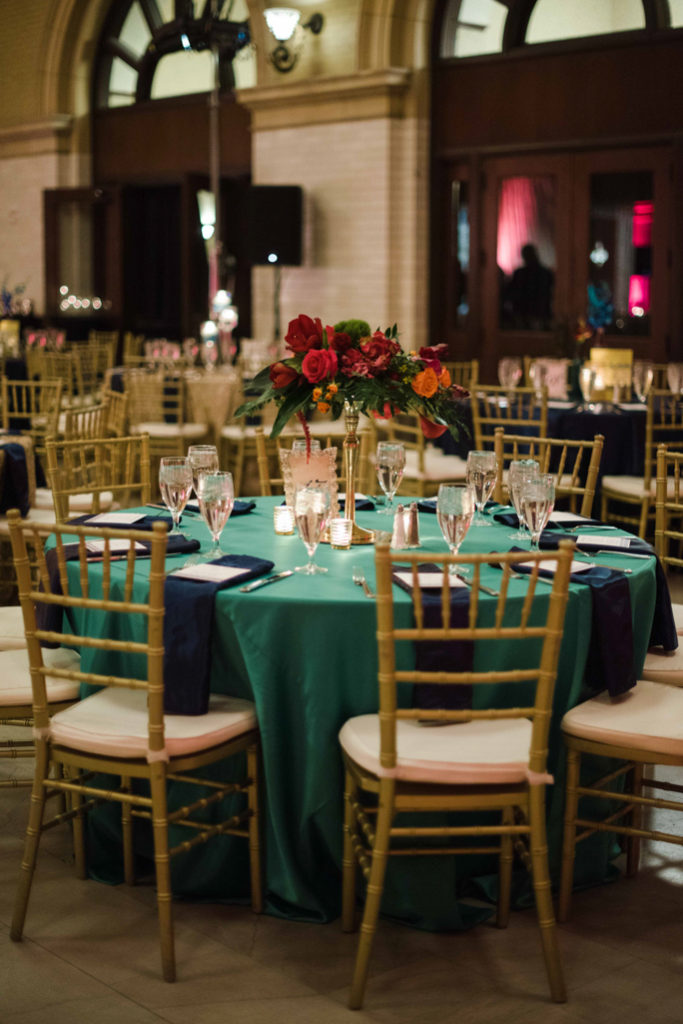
(132, 422, 207, 439)
(561, 680, 683, 757)
(50, 687, 258, 759)
(600, 475, 678, 500)
(673, 602, 683, 634)
(339, 714, 539, 784)
(0, 507, 58, 535)
(641, 645, 683, 685)
(0, 647, 81, 705)
(0, 605, 27, 649)
(34, 487, 115, 513)
(404, 448, 468, 482)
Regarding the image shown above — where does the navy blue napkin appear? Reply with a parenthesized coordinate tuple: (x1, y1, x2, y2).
(525, 541, 637, 698)
(338, 496, 375, 512)
(493, 510, 521, 528)
(417, 499, 437, 514)
(393, 565, 473, 713)
(0, 443, 30, 517)
(163, 553, 273, 715)
(185, 499, 256, 516)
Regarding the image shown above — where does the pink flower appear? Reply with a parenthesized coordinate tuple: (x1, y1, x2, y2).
(285, 314, 324, 354)
(360, 333, 400, 374)
(418, 343, 448, 374)
(340, 348, 372, 377)
(302, 347, 338, 383)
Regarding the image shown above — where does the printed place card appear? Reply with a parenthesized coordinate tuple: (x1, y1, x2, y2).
(85, 539, 146, 555)
(85, 512, 145, 525)
(171, 563, 248, 584)
(394, 571, 467, 589)
(575, 534, 632, 550)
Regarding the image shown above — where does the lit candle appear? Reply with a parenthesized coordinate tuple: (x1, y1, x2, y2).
(273, 505, 295, 535)
(330, 517, 353, 549)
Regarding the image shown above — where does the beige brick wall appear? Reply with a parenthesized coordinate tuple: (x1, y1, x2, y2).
(252, 114, 429, 351)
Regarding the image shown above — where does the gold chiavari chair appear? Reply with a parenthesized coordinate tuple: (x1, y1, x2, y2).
(443, 358, 479, 391)
(7, 512, 262, 980)
(471, 384, 548, 452)
(600, 389, 683, 539)
(122, 330, 145, 365)
(102, 387, 128, 436)
(0, 378, 63, 468)
(62, 400, 110, 440)
(340, 540, 574, 1009)
(45, 434, 151, 521)
(493, 428, 604, 518)
(373, 411, 468, 497)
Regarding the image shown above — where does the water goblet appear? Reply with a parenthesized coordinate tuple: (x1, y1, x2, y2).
(507, 458, 541, 538)
(158, 456, 192, 534)
(294, 484, 332, 574)
(520, 475, 555, 550)
(375, 442, 406, 515)
(632, 360, 654, 403)
(196, 470, 235, 559)
(466, 450, 497, 523)
(666, 362, 683, 396)
(578, 365, 597, 410)
(188, 444, 219, 498)
(436, 484, 475, 576)
(498, 357, 523, 390)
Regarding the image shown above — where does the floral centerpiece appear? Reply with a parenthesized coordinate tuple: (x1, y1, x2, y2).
(235, 314, 469, 442)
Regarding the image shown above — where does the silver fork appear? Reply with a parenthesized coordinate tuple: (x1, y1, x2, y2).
(352, 566, 374, 599)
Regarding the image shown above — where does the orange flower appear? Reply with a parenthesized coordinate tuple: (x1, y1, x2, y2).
(312, 387, 323, 401)
(317, 401, 330, 413)
(411, 367, 439, 398)
(438, 368, 451, 389)
(327, 382, 338, 395)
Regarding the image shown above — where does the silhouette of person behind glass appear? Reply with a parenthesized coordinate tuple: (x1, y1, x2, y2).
(508, 243, 554, 330)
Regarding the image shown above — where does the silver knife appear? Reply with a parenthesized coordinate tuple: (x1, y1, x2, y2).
(240, 570, 294, 592)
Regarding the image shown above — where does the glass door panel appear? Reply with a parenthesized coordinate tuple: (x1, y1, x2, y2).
(497, 175, 557, 331)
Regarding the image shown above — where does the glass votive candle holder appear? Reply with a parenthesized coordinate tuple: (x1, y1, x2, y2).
(330, 517, 353, 550)
(291, 438, 321, 454)
(273, 505, 295, 535)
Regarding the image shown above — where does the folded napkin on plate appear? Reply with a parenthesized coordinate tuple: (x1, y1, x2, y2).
(68, 512, 173, 531)
(393, 564, 473, 715)
(492, 509, 521, 528)
(338, 495, 375, 512)
(185, 499, 256, 516)
(163, 553, 273, 714)
(521, 542, 637, 698)
(0, 442, 29, 517)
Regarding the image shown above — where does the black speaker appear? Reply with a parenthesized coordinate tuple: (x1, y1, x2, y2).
(246, 185, 302, 266)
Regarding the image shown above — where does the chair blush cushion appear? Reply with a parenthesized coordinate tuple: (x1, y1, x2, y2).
(0, 605, 27, 650)
(601, 475, 679, 500)
(641, 646, 683, 686)
(49, 688, 258, 759)
(0, 646, 81, 705)
(34, 488, 114, 513)
(403, 448, 468, 483)
(672, 602, 683, 635)
(0, 507, 57, 535)
(561, 680, 683, 756)
(220, 424, 258, 439)
(339, 714, 538, 784)
(133, 422, 207, 439)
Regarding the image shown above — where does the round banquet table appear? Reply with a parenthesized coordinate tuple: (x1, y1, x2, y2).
(74, 498, 663, 928)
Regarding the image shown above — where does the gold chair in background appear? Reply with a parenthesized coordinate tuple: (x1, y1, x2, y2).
(45, 434, 151, 521)
(493, 428, 604, 518)
(471, 384, 548, 452)
(340, 540, 573, 1008)
(0, 378, 63, 469)
(600, 389, 683, 538)
(372, 412, 468, 497)
(443, 358, 479, 391)
(7, 513, 262, 980)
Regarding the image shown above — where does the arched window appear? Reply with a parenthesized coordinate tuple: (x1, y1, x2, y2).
(439, 0, 678, 59)
(94, 0, 255, 109)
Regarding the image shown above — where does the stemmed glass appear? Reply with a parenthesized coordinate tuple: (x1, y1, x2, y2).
(294, 484, 331, 574)
(158, 456, 192, 534)
(196, 470, 234, 559)
(188, 445, 219, 499)
(520, 475, 555, 550)
(466, 450, 497, 524)
(578, 365, 597, 410)
(436, 485, 475, 576)
(508, 459, 540, 539)
(375, 442, 406, 515)
(632, 360, 654, 403)
(666, 363, 683, 396)
(498, 357, 523, 390)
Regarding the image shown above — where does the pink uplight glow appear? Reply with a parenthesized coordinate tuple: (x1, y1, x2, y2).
(628, 275, 650, 315)
(632, 201, 653, 248)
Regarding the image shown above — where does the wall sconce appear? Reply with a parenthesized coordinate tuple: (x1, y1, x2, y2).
(196, 190, 215, 241)
(264, 7, 324, 72)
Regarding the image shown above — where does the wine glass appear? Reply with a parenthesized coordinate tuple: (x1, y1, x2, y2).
(158, 456, 192, 534)
(529, 360, 548, 400)
(520, 475, 555, 550)
(578, 365, 596, 409)
(436, 485, 475, 576)
(196, 470, 234, 559)
(187, 444, 219, 498)
(666, 362, 683, 395)
(466, 450, 497, 524)
(294, 484, 331, 574)
(632, 360, 654, 403)
(375, 442, 406, 515)
(497, 357, 523, 390)
(508, 458, 540, 538)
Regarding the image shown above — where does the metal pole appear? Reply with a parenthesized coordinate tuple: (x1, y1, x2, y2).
(208, 38, 222, 315)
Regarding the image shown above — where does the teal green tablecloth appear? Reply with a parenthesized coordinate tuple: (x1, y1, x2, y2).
(71, 500, 658, 928)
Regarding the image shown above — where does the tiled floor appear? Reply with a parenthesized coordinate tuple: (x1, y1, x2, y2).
(2, 577, 683, 1022)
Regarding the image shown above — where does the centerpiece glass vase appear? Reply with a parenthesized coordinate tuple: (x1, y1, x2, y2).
(341, 400, 374, 545)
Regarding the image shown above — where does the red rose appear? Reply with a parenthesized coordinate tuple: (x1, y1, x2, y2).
(285, 314, 324, 354)
(360, 333, 400, 374)
(328, 331, 354, 354)
(302, 347, 338, 383)
(340, 348, 371, 377)
(419, 416, 448, 439)
(269, 361, 299, 389)
(418, 344, 447, 375)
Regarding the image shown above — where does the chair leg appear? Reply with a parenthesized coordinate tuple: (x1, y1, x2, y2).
(638, 500, 649, 541)
(528, 784, 566, 1003)
(11, 739, 50, 941)
(247, 741, 263, 914)
(149, 764, 176, 982)
(626, 762, 644, 878)
(348, 778, 395, 1011)
(558, 746, 580, 923)
(341, 768, 357, 933)
(120, 774, 135, 885)
(497, 806, 514, 928)
(600, 493, 607, 523)
(67, 763, 87, 881)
